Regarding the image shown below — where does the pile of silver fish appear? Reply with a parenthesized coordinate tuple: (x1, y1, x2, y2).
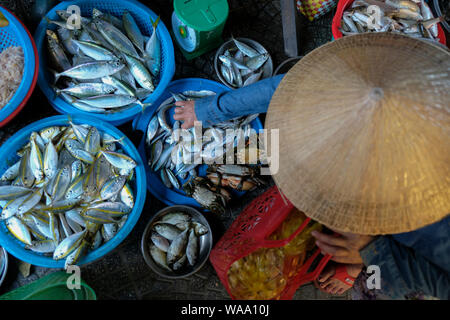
(0, 122, 136, 269)
(149, 211, 208, 272)
(218, 38, 270, 88)
(46, 7, 162, 113)
(340, 0, 445, 45)
(145, 90, 260, 194)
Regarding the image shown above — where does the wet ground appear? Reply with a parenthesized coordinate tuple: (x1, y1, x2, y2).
(0, 0, 350, 300)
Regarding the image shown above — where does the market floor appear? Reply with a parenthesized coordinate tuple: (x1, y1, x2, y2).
(0, 0, 350, 300)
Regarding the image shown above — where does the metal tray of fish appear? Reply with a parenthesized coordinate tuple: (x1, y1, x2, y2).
(141, 205, 212, 279)
(214, 37, 273, 89)
(34, 0, 175, 126)
(132, 78, 264, 209)
(0, 115, 146, 268)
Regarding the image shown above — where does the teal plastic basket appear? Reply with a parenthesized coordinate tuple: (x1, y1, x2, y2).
(0, 115, 147, 268)
(34, 0, 175, 126)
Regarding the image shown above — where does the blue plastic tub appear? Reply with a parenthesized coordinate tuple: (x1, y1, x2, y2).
(133, 78, 263, 208)
(34, 0, 175, 126)
(0, 5, 39, 127)
(0, 115, 147, 268)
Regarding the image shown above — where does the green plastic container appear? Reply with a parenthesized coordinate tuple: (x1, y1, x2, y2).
(0, 271, 96, 300)
(172, 0, 229, 59)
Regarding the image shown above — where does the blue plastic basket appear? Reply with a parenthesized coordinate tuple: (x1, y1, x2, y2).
(133, 78, 263, 208)
(0, 115, 147, 268)
(34, 0, 175, 126)
(0, 5, 39, 127)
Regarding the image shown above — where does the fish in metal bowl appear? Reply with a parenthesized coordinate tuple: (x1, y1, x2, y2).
(141, 205, 213, 279)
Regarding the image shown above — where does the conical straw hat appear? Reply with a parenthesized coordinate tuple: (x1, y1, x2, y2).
(265, 33, 450, 235)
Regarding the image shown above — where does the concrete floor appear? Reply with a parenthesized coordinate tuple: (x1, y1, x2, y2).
(0, 0, 350, 300)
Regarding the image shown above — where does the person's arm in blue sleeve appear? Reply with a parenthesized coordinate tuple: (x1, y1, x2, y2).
(195, 74, 285, 127)
(360, 236, 450, 299)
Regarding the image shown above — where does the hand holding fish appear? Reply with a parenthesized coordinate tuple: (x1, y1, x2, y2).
(173, 100, 197, 129)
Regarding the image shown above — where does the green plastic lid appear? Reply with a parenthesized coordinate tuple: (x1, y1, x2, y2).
(174, 0, 229, 32)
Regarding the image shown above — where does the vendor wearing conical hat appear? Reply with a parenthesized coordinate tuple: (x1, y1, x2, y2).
(173, 33, 449, 300)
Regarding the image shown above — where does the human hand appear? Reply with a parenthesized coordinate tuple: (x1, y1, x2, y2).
(173, 100, 197, 129)
(311, 230, 374, 264)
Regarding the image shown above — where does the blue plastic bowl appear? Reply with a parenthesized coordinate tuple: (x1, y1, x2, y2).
(0, 115, 147, 268)
(0, 5, 39, 127)
(34, 0, 175, 126)
(133, 78, 263, 208)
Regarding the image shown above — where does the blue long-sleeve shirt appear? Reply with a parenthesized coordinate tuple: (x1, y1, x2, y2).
(194, 75, 450, 300)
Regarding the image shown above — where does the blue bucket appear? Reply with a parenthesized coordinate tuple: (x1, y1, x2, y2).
(133, 78, 263, 208)
(34, 0, 175, 126)
(0, 5, 39, 127)
(0, 115, 147, 268)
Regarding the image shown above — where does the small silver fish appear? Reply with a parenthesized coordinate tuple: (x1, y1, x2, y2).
(154, 223, 182, 241)
(151, 232, 170, 252)
(64, 240, 89, 269)
(166, 229, 188, 265)
(166, 169, 180, 189)
(192, 221, 209, 236)
(122, 53, 155, 92)
(88, 201, 131, 216)
(160, 212, 191, 225)
(99, 175, 127, 201)
(102, 223, 118, 242)
(232, 37, 260, 58)
(26, 239, 57, 253)
(0, 160, 21, 181)
(53, 230, 86, 260)
(160, 169, 172, 189)
(123, 11, 145, 53)
(72, 39, 118, 61)
(0, 185, 31, 200)
(172, 254, 187, 271)
(186, 228, 198, 266)
(51, 165, 72, 203)
(146, 116, 159, 146)
(56, 83, 116, 98)
(6, 216, 32, 245)
(53, 60, 124, 82)
(43, 141, 58, 180)
(149, 244, 171, 271)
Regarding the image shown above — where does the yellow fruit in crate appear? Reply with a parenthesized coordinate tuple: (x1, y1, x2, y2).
(228, 247, 286, 300)
(227, 209, 323, 300)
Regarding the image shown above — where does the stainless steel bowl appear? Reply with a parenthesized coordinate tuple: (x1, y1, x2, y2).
(141, 205, 213, 279)
(214, 37, 273, 89)
(0, 246, 8, 288)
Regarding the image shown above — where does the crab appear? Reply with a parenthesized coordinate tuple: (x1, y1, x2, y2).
(183, 177, 227, 215)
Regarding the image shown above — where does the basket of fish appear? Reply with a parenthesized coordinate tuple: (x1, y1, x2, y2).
(214, 37, 273, 89)
(132, 78, 267, 213)
(0, 5, 39, 127)
(0, 115, 146, 268)
(332, 0, 447, 46)
(34, 0, 175, 126)
(141, 205, 212, 279)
